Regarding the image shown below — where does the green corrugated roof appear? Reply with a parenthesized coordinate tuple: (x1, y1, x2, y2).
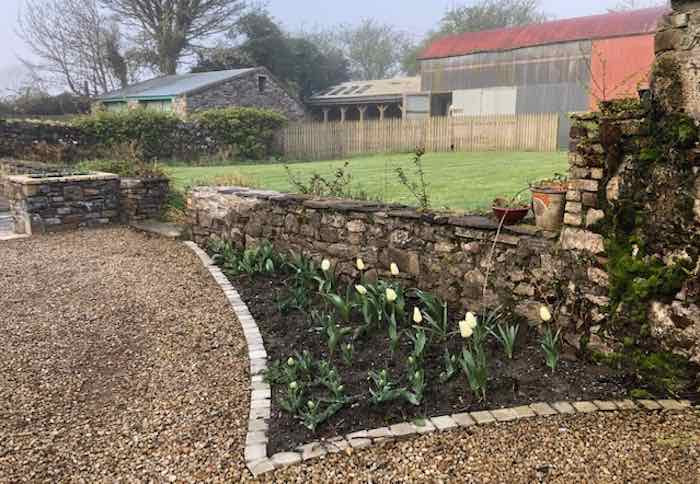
(99, 69, 256, 101)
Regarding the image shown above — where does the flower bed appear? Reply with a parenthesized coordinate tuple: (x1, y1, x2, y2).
(206, 241, 671, 454)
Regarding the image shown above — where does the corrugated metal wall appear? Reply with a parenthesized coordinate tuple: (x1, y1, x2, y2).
(420, 41, 593, 149)
(589, 34, 655, 110)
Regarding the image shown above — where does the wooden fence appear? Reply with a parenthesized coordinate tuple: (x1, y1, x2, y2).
(280, 113, 559, 160)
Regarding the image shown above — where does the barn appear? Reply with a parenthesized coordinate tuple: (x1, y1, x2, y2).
(418, 7, 666, 148)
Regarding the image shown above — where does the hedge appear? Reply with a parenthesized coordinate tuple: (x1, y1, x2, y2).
(72, 107, 288, 161)
(192, 108, 287, 160)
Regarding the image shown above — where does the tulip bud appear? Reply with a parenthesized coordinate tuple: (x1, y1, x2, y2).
(355, 284, 367, 296)
(390, 263, 400, 276)
(413, 307, 423, 324)
(287, 357, 295, 366)
(459, 320, 474, 339)
(386, 288, 397, 303)
(321, 259, 331, 272)
(289, 381, 298, 390)
(539, 306, 552, 322)
(307, 400, 315, 409)
(356, 258, 365, 271)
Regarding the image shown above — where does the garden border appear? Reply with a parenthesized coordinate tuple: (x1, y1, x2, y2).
(184, 241, 698, 478)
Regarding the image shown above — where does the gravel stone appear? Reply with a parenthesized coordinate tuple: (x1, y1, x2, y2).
(262, 412, 700, 483)
(0, 229, 250, 482)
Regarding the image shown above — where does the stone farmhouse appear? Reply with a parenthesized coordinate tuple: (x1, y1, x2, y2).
(95, 67, 306, 120)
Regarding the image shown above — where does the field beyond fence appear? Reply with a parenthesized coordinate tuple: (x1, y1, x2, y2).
(280, 113, 559, 160)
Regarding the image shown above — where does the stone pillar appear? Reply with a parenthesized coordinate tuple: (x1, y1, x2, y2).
(322, 108, 330, 123)
(654, 0, 700, 116)
(377, 105, 387, 121)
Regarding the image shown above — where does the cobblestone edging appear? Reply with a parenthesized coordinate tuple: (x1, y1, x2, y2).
(184, 241, 699, 478)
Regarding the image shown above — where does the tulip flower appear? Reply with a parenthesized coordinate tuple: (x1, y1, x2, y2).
(459, 320, 474, 339)
(386, 288, 398, 303)
(390, 263, 400, 276)
(355, 284, 368, 296)
(540, 306, 552, 322)
(321, 259, 331, 271)
(287, 357, 295, 366)
(356, 258, 365, 271)
(413, 307, 423, 324)
(289, 381, 298, 390)
(464, 312, 478, 329)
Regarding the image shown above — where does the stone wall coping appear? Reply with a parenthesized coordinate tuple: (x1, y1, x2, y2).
(185, 240, 699, 478)
(6, 171, 120, 185)
(192, 186, 552, 238)
(120, 176, 171, 188)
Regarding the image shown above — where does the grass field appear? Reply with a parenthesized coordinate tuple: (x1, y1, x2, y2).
(168, 151, 568, 212)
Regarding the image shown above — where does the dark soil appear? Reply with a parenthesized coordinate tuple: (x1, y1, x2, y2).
(228, 272, 648, 454)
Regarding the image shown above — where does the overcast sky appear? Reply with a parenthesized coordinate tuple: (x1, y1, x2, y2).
(0, 0, 641, 81)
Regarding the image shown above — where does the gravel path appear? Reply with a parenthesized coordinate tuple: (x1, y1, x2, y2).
(1, 228, 698, 482)
(0, 228, 250, 481)
(262, 411, 700, 483)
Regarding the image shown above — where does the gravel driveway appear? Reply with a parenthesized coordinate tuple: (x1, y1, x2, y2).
(1, 228, 698, 483)
(0, 228, 250, 481)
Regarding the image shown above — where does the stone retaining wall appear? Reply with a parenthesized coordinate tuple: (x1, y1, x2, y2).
(188, 187, 560, 319)
(0, 120, 91, 162)
(119, 177, 170, 222)
(3, 172, 121, 235)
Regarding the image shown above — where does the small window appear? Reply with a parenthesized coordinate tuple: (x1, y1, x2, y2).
(258, 75, 268, 93)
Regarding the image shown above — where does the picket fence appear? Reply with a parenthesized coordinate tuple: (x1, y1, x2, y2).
(279, 113, 559, 160)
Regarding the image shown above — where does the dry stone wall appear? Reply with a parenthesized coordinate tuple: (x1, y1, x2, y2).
(188, 187, 561, 320)
(119, 177, 170, 222)
(3, 172, 121, 235)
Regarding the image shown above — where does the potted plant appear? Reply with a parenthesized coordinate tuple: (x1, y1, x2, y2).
(530, 174, 568, 231)
(492, 191, 530, 226)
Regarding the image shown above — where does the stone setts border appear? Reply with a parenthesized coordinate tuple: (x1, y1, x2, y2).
(184, 241, 699, 478)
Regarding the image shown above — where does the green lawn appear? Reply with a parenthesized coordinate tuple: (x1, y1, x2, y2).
(168, 151, 568, 212)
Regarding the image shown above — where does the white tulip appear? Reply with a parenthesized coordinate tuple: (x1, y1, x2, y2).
(321, 259, 331, 271)
(540, 306, 552, 322)
(459, 320, 474, 339)
(289, 381, 298, 390)
(390, 263, 400, 276)
(287, 357, 295, 366)
(355, 285, 368, 296)
(413, 307, 423, 324)
(386, 288, 398, 303)
(465, 312, 478, 329)
(356, 258, 366, 271)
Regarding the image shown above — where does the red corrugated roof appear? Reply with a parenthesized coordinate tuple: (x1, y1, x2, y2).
(419, 7, 667, 60)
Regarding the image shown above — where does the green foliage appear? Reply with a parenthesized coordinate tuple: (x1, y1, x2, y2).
(540, 326, 561, 372)
(412, 289, 450, 343)
(208, 240, 286, 276)
(594, 350, 694, 397)
(74, 110, 181, 161)
(368, 369, 405, 405)
(191, 107, 287, 160)
(315, 311, 352, 359)
(404, 368, 426, 406)
(439, 349, 459, 384)
(395, 147, 431, 210)
(459, 345, 488, 401)
(340, 341, 354, 366)
(606, 237, 691, 327)
(76, 158, 167, 178)
(285, 161, 355, 198)
(279, 381, 305, 413)
(325, 289, 355, 322)
(387, 312, 401, 356)
(492, 322, 519, 360)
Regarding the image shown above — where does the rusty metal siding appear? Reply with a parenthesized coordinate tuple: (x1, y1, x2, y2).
(422, 41, 592, 93)
(589, 34, 655, 109)
(419, 7, 665, 60)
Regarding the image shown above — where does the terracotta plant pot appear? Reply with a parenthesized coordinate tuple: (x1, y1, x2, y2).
(530, 183, 568, 231)
(492, 205, 530, 225)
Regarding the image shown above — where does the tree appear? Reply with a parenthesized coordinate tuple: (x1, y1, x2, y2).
(18, 0, 132, 96)
(338, 19, 415, 80)
(100, 0, 245, 75)
(609, 0, 668, 11)
(403, 0, 548, 74)
(191, 9, 350, 99)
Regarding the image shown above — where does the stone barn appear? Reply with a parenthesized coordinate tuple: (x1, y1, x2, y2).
(95, 67, 306, 120)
